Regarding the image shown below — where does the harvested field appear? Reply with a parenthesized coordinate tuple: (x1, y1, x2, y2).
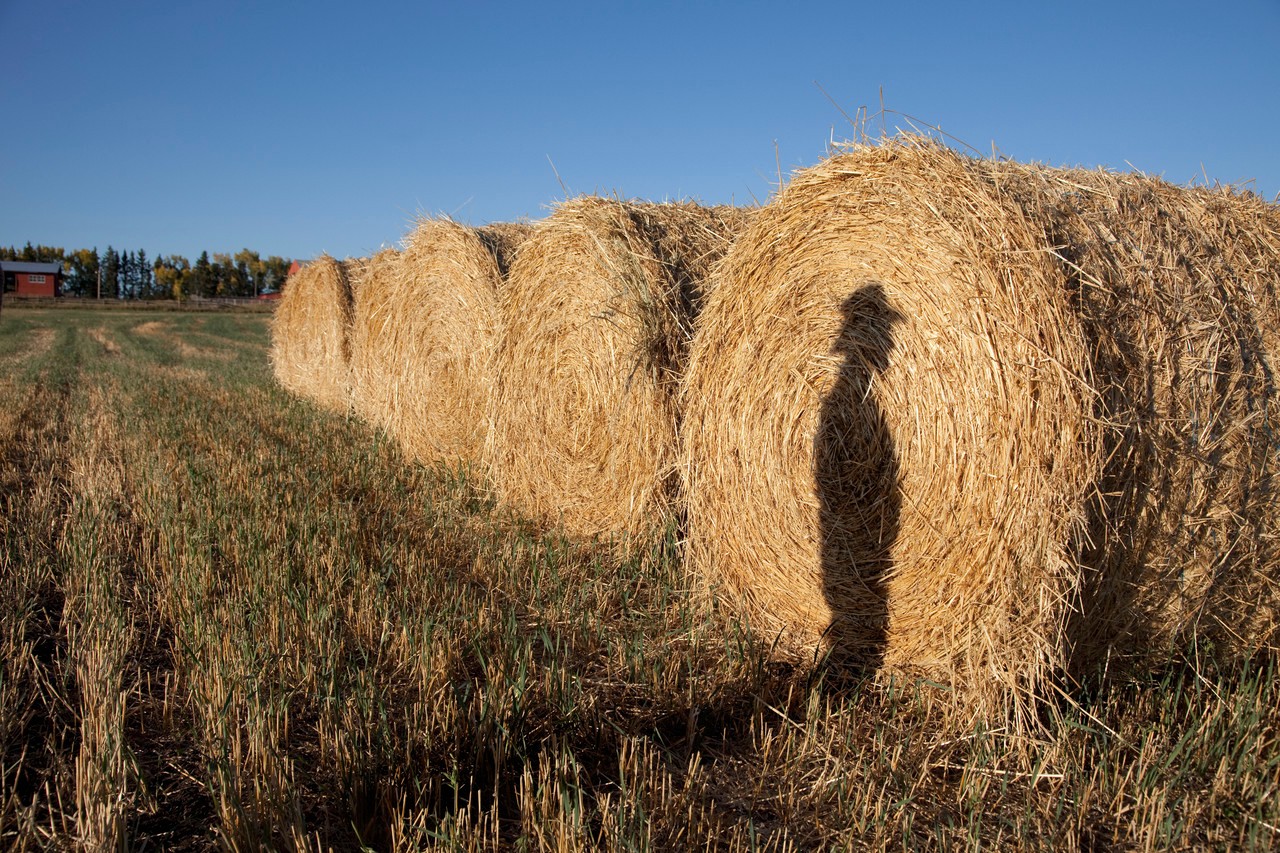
(269, 254, 356, 411)
(487, 197, 750, 543)
(2, 308, 1278, 849)
(133, 317, 235, 361)
(0, 326, 56, 374)
(87, 326, 121, 355)
(351, 220, 529, 466)
(682, 139, 1280, 722)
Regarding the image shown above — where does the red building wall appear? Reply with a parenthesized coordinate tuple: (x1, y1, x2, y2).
(15, 272, 57, 297)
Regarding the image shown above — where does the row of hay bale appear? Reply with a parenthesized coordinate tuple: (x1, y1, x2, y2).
(271, 137, 1280, 722)
(272, 199, 749, 543)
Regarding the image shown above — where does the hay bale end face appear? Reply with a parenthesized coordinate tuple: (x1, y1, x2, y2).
(351, 219, 531, 466)
(270, 254, 357, 411)
(682, 141, 1101, 720)
(488, 197, 750, 544)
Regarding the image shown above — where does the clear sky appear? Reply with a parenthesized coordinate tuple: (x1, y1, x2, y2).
(2, 0, 1277, 262)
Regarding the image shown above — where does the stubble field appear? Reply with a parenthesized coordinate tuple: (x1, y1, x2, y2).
(1, 308, 1277, 851)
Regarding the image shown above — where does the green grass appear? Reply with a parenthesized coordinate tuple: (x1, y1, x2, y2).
(1, 308, 1277, 851)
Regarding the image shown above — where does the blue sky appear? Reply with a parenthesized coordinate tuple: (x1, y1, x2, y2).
(2, 0, 1277, 262)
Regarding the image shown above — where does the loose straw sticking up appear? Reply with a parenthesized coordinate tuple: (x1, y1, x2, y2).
(270, 254, 357, 412)
(351, 219, 531, 467)
(488, 197, 750, 545)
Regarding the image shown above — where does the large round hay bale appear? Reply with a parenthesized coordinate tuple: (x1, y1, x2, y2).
(683, 138, 1280, 720)
(346, 247, 400, 320)
(270, 254, 357, 411)
(682, 141, 1096, 718)
(987, 163, 1280, 674)
(350, 220, 531, 466)
(346, 246, 400, 407)
(488, 197, 750, 543)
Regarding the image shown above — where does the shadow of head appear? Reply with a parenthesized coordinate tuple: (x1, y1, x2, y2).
(815, 283, 905, 668)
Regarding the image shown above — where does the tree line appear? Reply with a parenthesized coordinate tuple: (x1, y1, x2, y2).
(1, 243, 293, 300)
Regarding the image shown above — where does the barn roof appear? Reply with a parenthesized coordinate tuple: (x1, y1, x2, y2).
(0, 261, 62, 274)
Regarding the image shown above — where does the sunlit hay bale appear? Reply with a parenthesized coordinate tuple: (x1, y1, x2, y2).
(346, 247, 408, 425)
(339, 252, 391, 406)
(988, 162, 1280, 676)
(681, 140, 1099, 723)
(270, 254, 357, 411)
(351, 220, 532, 467)
(346, 246, 399, 316)
(488, 197, 751, 544)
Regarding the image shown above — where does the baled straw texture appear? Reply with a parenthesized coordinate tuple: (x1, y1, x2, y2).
(683, 138, 1280, 721)
(475, 222, 535, 279)
(488, 197, 750, 543)
(346, 249, 397, 298)
(346, 246, 400, 404)
(682, 141, 1101, 722)
(988, 163, 1280, 675)
(350, 220, 529, 466)
(270, 254, 357, 411)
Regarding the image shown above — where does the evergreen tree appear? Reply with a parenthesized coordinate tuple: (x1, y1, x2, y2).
(192, 251, 213, 298)
(2, 242, 289, 299)
(211, 252, 230, 297)
(236, 258, 251, 297)
(101, 247, 120, 299)
(137, 249, 153, 298)
(120, 251, 135, 299)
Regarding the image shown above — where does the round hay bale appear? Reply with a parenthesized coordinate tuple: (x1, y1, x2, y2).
(346, 248, 400, 315)
(681, 140, 1101, 719)
(683, 138, 1280, 719)
(488, 197, 750, 543)
(346, 246, 400, 408)
(351, 220, 531, 466)
(987, 162, 1280, 673)
(270, 254, 357, 411)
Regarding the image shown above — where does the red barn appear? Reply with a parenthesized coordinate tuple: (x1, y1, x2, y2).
(1, 261, 63, 297)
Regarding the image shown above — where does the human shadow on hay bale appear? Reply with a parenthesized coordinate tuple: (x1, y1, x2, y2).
(816, 284, 903, 668)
